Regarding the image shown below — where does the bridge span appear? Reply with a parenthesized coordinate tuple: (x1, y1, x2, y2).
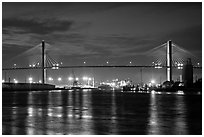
(2, 65, 201, 71)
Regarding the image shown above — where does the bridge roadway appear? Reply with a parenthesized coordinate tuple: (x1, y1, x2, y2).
(2, 65, 202, 70)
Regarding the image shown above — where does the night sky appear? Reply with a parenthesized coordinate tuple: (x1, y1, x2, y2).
(2, 2, 202, 84)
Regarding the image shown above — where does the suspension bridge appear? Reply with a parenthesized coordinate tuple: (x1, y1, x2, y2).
(2, 40, 202, 84)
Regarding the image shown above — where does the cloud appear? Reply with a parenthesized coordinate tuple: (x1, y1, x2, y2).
(161, 25, 202, 51)
(3, 18, 74, 35)
(83, 43, 113, 56)
(2, 17, 77, 50)
(3, 32, 35, 47)
(40, 33, 156, 58)
(2, 43, 31, 62)
(87, 35, 158, 57)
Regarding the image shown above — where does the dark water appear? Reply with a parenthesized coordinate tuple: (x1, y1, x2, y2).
(2, 89, 202, 135)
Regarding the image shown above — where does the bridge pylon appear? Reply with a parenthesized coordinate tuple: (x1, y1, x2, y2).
(42, 40, 46, 84)
(166, 40, 172, 82)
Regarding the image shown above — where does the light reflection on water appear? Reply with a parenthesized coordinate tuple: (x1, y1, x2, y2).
(2, 90, 202, 135)
(25, 90, 94, 135)
(147, 93, 188, 134)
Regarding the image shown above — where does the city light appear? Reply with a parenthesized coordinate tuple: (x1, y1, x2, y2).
(151, 90, 156, 94)
(39, 80, 42, 83)
(83, 76, 88, 80)
(106, 61, 109, 64)
(88, 77, 91, 81)
(52, 64, 59, 69)
(14, 80, 18, 83)
(28, 77, 33, 83)
(2, 80, 5, 83)
(14, 79, 18, 83)
(29, 64, 32, 67)
(154, 63, 162, 69)
(75, 77, 79, 81)
(68, 77, 73, 81)
(32, 64, 35, 67)
(151, 79, 155, 84)
(48, 77, 53, 81)
(28, 77, 33, 81)
(177, 90, 184, 95)
(111, 82, 116, 87)
(84, 61, 86, 64)
(58, 77, 62, 81)
(177, 63, 183, 69)
(129, 61, 132, 64)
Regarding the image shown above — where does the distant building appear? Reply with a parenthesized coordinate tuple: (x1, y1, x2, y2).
(182, 58, 193, 87)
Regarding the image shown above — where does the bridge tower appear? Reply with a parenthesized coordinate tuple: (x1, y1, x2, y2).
(42, 40, 46, 84)
(166, 40, 172, 81)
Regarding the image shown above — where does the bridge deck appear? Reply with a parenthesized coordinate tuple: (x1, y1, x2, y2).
(2, 65, 202, 70)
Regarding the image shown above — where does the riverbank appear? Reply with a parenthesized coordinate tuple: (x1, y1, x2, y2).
(2, 83, 55, 91)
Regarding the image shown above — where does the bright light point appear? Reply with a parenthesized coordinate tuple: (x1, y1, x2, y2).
(197, 63, 200, 65)
(111, 82, 116, 87)
(106, 61, 109, 64)
(177, 90, 184, 95)
(151, 90, 156, 94)
(32, 64, 35, 67)
(60, 62, 63, 65)
(84, 61, 86, 64)
(57, 114, 62, 118)
(14, 64, 16, 66)
(68, 77, 73, 81)
(39, 80, 42, 83)
(48, 77, 53, 81)
(76, 77, 79, 81)
(56, 64, 59, 66)
(28, 77, 33, 81)
(58, 77, 62, 81)
(14, 79, 18, 83)
(129, 61, 132, 64)
(83, 76, 88, 80)
(29, 65, 32, 67)
(88, 78, 91, 81)
(151, 80, 155, 84)
(2, 80, 5, 83)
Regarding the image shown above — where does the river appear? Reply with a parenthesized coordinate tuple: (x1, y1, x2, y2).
(2, 89, 202, 135)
